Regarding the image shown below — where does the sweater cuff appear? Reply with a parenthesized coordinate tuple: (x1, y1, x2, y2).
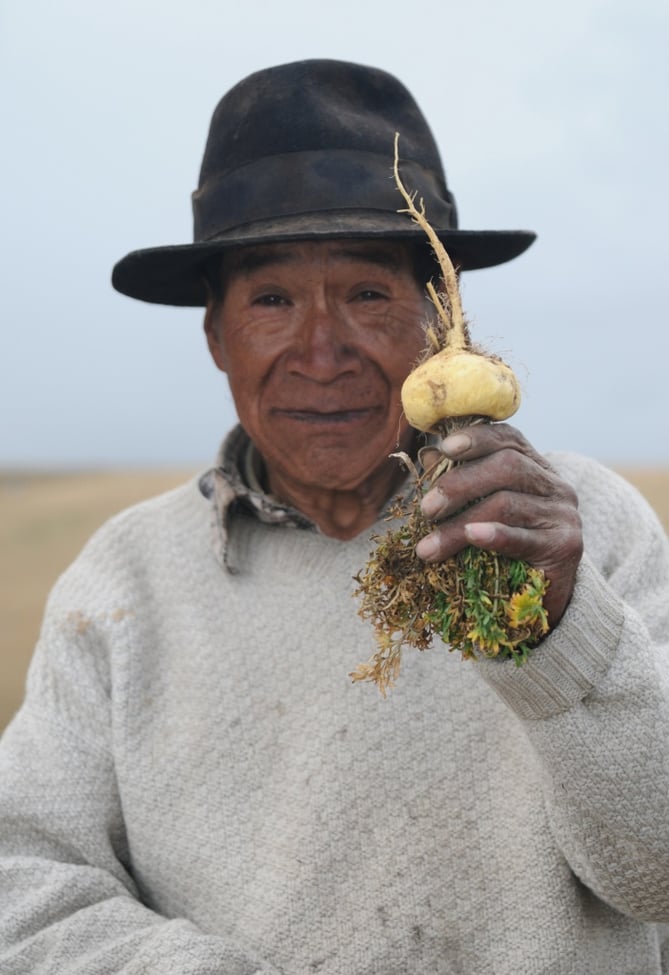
(476, 555, 625, 720)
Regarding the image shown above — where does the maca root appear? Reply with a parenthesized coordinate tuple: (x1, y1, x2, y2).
(351, 136, 549, 695)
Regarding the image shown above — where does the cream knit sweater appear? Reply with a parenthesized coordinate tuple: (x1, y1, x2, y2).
(1, 448, 669, 974)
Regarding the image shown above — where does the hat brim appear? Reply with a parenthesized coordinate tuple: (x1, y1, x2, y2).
(111, 211, 536, 307)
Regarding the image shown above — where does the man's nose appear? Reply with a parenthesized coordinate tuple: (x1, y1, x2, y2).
(287, 300, 362, 380)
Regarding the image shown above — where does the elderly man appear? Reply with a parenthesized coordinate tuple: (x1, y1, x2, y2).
(1, 60, 668, 975)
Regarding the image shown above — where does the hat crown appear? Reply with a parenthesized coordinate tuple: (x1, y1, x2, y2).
(192, 59, 457, 246)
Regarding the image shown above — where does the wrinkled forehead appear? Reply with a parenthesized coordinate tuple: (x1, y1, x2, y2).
(203, 237, 438, 304)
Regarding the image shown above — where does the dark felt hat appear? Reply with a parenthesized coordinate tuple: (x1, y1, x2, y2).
(111, 59, 536, 307)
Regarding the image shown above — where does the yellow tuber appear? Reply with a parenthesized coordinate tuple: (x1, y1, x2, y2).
(350, 134, 549, 696)
(401, 349, 521, 432)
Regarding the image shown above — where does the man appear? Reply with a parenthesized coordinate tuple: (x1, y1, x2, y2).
(0, 59, 668, 974)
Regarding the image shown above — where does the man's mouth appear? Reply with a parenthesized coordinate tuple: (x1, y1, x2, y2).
(272, 407, 379, 424)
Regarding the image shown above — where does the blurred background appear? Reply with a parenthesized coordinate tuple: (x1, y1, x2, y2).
(2, 0, 668, 730)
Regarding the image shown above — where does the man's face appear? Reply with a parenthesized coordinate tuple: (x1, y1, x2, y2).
(204, 239, 428, 502)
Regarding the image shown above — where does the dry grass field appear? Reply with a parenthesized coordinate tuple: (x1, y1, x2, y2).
(1, 466, 668, 732)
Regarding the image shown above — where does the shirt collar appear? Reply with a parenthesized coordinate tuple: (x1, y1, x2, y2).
(199, 425, 315, 572)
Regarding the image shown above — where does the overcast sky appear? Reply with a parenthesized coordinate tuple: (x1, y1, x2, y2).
(1, 0, 667, 469)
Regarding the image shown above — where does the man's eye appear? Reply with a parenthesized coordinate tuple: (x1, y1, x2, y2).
(252, 293, 289, 307)
(354, 289, 386, 302)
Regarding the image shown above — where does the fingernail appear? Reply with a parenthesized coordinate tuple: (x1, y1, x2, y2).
(441, 432, 471, 457)
(415, 534, 439, 561)
(421, 489, 444, 519)
(465, 522, 496, 546)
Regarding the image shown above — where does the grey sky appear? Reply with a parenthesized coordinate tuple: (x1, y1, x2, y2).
(1, 0, 667, 468)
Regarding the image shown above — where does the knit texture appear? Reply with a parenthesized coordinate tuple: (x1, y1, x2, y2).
(1, 450, 668, 974)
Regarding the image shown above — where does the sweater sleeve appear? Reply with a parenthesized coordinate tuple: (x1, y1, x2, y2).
(0, 556, 280, 975)
(478, 456, 669, 922)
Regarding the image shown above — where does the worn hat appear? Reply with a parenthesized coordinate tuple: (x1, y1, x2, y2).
(111, 59, 536, 307)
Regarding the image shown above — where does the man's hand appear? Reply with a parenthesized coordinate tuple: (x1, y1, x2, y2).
(415, 424, 583, 628)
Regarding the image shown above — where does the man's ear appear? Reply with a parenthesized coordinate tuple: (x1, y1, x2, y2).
(203, 305, 227, 373)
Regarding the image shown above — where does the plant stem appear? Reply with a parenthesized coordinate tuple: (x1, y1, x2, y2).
(393, 132, 466, 352)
